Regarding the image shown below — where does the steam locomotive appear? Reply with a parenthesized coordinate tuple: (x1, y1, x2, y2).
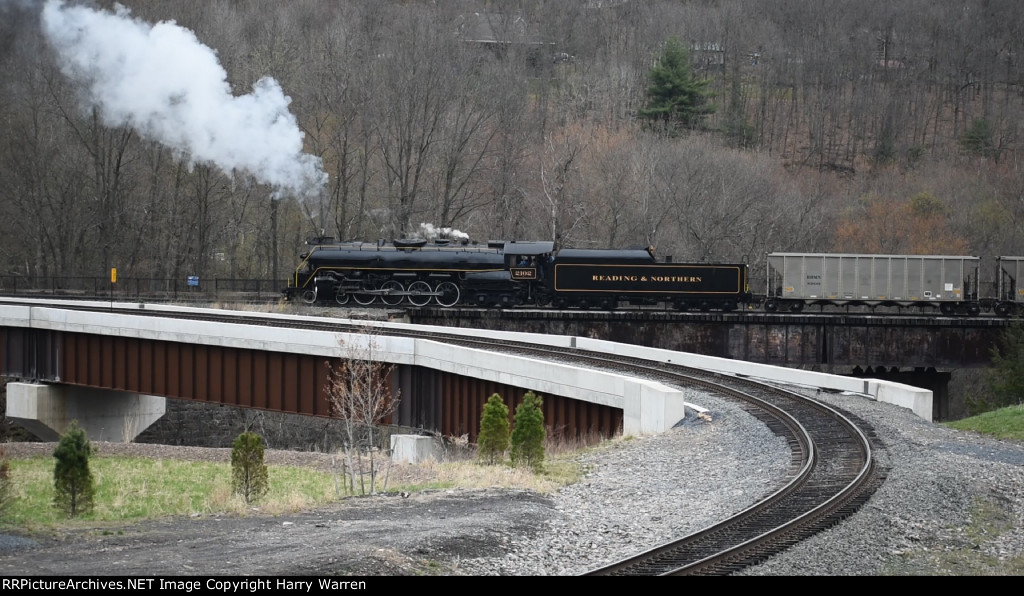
(283, 237, 1024, 316)
(284, 237, 752, 311)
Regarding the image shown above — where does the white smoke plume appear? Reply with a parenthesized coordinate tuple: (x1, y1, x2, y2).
(40, 0, 327, 198)
(418, 223, 470, 242)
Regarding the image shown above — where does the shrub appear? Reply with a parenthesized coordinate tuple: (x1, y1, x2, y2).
(53, 421, 95, 517)
(510, 392, 545, 471)
(477, 394, 510, 465)
(231, 431, 269, 504)
(977, 320, 1024, 414)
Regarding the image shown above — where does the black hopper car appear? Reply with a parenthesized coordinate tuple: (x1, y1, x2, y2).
(284, 237, 753, 311)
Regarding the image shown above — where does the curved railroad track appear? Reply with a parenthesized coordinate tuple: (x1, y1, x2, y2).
(583, 375, 884, 575)
(6, 300, 888, 574)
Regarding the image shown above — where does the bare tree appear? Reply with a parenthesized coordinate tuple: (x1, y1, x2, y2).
(538, 124, 589, 249)
(323, 328, 401, 496)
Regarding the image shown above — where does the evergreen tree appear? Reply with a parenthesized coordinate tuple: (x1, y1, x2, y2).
(53, 421, 95, 517)
(477, 393, 510, 465)
(978, 320, 1024, 414)
(231, 431, 269, 504)
(959, 118, 998, 160)
(637, 37, 715, 134)
(510, 391, 545, 471)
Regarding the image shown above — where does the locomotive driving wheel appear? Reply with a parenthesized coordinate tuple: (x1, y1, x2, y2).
(352, 283, 377, 306)
(435, 281, 461, 307)
(406, 281, 433, 307)
(379, 280, 405, 306)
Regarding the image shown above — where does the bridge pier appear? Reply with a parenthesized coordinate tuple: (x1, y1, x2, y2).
(5, 382, 166, 442)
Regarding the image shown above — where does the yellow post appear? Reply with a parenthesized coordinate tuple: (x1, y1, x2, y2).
(110, 268, 117, 283)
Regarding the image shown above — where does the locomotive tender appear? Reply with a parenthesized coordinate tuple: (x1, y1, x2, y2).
(284, 237, 1024, 316)
(285, 237, 753, 311)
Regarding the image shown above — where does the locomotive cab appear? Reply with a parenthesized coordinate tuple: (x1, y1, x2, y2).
(471, 240, 553, 307)
(506, 242, 553, 283)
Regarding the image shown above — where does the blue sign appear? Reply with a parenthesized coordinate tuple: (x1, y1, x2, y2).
(187, 276, 199, 287)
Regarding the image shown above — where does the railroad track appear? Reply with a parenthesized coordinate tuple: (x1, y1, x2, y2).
(8, 300, 887, 574)
(376, 331, 887, 575)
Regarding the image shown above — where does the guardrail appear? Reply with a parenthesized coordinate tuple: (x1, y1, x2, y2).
(0, 276, 286, 302)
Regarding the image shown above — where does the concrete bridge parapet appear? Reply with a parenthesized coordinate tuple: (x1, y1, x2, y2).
(572, 338, 934, 422)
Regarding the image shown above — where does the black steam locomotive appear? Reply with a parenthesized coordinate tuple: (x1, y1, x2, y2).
(284, 237, 753, 311)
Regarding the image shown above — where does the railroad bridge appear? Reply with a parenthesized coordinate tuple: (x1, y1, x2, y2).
(0, 301, 656, 445)
(0, 300, 960, 445)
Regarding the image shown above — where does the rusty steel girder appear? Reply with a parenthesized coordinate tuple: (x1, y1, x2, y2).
(1, 328, 621, 443)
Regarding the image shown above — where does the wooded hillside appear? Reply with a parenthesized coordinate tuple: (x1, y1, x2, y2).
(0, 0, 1020, 285)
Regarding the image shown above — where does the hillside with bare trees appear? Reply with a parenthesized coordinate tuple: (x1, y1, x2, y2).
(1, 0, 1021, 289)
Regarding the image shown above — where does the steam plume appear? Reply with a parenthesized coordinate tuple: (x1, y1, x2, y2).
(41, 0, 327, 198)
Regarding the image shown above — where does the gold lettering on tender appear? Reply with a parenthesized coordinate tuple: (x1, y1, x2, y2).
(650, 276, 703, 283)
(589, 274, 711, 283)
(592, 275, 639, 282)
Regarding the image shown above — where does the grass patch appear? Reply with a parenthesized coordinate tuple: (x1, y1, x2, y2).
(944, 404, 1024, 443)
(1, 447, 589, 530)
(883, 495, 1024, 575)
(3, 455, 343, 528)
